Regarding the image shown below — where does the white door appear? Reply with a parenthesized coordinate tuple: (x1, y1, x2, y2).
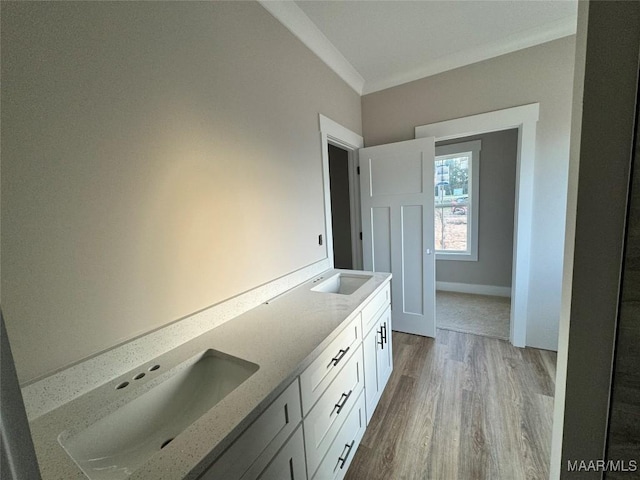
(359, 138, 436, 337)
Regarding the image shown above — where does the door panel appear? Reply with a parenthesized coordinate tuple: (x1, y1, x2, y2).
(401, 205, 424, 315)
(369, 154, 423, 196)
(371, 207, 392, 272)
(360, 137, 436, 337)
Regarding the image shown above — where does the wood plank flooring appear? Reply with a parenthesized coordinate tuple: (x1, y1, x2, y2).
(345, 329, 557, 480)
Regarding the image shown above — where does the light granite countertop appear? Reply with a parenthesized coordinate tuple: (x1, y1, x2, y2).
(30, 269, 392, 480)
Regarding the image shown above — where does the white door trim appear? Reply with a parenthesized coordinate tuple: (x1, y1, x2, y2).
(415, 103, 540, 348)
(319, 114, 365, 270)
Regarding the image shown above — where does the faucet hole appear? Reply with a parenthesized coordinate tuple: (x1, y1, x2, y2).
(148, 364, 160, 372)
(160, 438, 174, 449)
(133, 372, 145, 380)
(116, 381, 129, 390)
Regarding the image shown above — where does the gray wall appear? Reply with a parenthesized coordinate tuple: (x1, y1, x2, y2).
(1, 2, 362, 384)
(436, 129, 517, 288)
(361, 35, 576, 350)
(328, 145, 353, 269)
(559, 1, 640, 477)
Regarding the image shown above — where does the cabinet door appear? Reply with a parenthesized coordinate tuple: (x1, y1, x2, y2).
(363, 305, 393, 424)
(376, 306, 393, 390)
(363, 325, 380, 424)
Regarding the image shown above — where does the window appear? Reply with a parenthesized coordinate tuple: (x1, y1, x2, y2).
(434, 140, 480, 261)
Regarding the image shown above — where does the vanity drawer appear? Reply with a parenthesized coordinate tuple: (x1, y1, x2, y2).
(240, 425, 307, 480)
(311, 390, 366, 480)
(200, 379, 302, 480)
(304, 345, 364, 478)
(361, 283, 391, 334)
(299, 315, 361, 415)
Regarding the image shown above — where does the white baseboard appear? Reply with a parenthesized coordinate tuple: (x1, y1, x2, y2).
(436, 281, 511, 298)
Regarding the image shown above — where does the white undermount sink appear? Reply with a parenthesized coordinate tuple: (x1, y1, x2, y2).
(59, 349, 259, 480)
(311, 273, 373, 295)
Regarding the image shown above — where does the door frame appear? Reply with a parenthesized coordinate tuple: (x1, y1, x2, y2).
(319, 114, 364, 270)
(415, 103, 540, 348)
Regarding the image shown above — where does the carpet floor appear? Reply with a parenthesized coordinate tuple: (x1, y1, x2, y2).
(436, 291, 511, 340)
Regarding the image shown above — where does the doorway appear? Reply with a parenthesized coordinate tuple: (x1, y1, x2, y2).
(327, 144, 356, 269)
(433, 129, 518, 341)
(416, 103, 540, 348)
(319, 114, 365, 271)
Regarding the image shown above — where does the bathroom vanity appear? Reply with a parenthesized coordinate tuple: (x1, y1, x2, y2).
(28, 270, 392, 480)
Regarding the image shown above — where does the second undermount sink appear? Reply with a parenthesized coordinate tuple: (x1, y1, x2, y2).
(311, 273, 373, 295)
(59, 349, 259, 480)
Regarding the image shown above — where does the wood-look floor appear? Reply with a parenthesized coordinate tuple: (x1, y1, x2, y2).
(345, 329, 557, 480)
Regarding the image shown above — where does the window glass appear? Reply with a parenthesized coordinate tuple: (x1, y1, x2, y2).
(434, 152, 472, 254)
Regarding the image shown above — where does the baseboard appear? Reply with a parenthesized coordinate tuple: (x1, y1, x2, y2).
(436, 281, 511, 298)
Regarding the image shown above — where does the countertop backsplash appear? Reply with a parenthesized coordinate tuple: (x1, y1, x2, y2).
(22, 259, 330, 421)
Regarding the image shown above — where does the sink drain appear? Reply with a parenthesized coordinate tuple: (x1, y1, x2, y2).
(160, 438, 174, 449)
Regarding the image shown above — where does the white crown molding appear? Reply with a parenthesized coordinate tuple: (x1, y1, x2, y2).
(259, 1, 365, 95)
(260, 1, 575, 97)
(363, 16, 577, 95)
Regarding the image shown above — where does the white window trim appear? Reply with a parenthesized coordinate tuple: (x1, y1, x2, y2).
(434, 140, 481, 261)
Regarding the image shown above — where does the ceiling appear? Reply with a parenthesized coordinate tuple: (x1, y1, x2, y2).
(261, 1, 578, 95)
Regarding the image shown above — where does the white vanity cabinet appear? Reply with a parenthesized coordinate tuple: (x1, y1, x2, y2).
(361, 286, 393, 424)
(301, 281, 392, 480)
(200, 276, 392, 480)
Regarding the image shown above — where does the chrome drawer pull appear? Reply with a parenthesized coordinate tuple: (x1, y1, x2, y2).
(337, 440, 355, 470)
(328, 346, 350, 368)
(331, 389, 353, 416)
